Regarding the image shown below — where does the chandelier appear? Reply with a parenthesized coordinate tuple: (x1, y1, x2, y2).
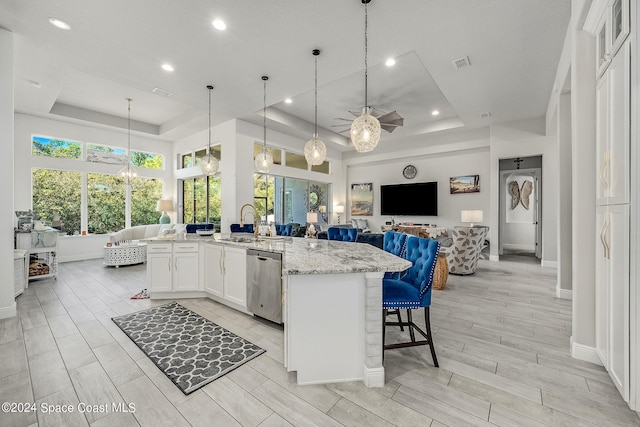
(304, 49, 327, 166)
(200, 84, 219, 176)
(351, 0, 381, 153)
(255, 76, 274, 173)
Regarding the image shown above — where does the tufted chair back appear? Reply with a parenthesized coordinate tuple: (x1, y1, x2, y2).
(383, 231, 408, 279)
(275, 224, 292, 236)
(327, 227, 358, 242)
(230, 223, 254, 233)
(401, 236, 440, 306)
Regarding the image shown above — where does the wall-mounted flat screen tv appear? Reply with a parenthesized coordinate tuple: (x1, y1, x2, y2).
(380, 182, 438, 216)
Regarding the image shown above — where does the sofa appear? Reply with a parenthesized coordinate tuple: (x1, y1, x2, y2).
(109, 224, 184, 244)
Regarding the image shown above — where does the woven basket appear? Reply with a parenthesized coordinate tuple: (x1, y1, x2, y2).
(432, 254, 448, 290)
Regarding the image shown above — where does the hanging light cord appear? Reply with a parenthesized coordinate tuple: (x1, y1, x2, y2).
(127, 98, 132, 176)
(207, 86, 212, 155)
(364, 0, 369, 110)
(314, 54, 318, 137)
(263, 78, 267, 149)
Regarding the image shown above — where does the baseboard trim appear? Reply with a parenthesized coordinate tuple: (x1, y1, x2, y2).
(0, 302, 17, 319)
(556, 287, 572, 300)
(571, 341, 602, 365)
(502, 243, 536, 251)
(363, 365, 385, 388)
(542, 260, 558, 268)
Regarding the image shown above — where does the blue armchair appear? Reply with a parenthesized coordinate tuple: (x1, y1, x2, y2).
(383, 235, 440, 367)
(327, 227, 358, 242)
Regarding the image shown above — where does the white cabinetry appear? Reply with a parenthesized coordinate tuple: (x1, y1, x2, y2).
(202, 243, 247, 309)
(596, 205, 630, 400)
(591, 0, 631, 405)
(147, 242, 199, 294)
(16, 230, 59, 281)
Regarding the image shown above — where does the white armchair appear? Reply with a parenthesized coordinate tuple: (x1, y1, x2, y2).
(446, 226, 489, 275)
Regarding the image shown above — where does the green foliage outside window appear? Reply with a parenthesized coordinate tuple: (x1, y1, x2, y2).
(182, 176, 221, 224)
(254, 174, 275, 221)
(32, 169, 81, 235)
(131, 151, 163, 169)
(32, 136, 81, 159)
(87, 174, 125, 234)
(132, 178, 163, 226)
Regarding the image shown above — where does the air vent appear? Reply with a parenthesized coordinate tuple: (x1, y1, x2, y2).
(480, 112, 492, 119)
(452, 56, 471, 70)
(152, 87, 173, 97)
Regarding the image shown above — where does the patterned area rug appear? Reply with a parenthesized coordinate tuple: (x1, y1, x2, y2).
(112, 301, 265, 394)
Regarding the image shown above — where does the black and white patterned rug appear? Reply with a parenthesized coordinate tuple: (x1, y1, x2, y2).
(112, 301, 265, 394)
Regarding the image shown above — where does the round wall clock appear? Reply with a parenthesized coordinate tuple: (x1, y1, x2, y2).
(403, 164, 417, 179)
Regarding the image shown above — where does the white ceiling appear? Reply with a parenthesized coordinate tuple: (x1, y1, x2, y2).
(2, 0, 571, 152)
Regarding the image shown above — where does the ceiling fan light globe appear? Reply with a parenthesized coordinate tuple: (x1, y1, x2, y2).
(200, 154, 219, 175)
(351, 112, 381, 153)
(304, 136, 326, 166)
(255, 148, 273, 173)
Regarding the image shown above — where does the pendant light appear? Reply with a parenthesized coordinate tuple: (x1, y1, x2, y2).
(351, 0, 381, 153)
(201, 84, 219, 176)
(304, 49, 327, 166)
(118, 97, 139, 184)
(255, 76, 274, 173)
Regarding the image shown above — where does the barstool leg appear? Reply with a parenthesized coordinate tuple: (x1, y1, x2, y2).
(407, 309, 416, 343)
(382, 309, 387, 363)
(396, 310, 404, 331)
(424, 307, 439, 367)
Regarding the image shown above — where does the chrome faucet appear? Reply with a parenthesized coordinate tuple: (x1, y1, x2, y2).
(240, 203, 259, 237)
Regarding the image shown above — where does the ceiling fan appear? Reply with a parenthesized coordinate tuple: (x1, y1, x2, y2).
(332, 108, 404, 134)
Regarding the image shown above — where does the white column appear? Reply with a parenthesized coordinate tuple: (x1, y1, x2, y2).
(363, 271, 385, 387)
(0, 29, 16, 319)
(571, 2, 598, 361)
(558, 92, 573, 298)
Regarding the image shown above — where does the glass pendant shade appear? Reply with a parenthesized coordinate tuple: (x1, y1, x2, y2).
(201, 85, 219, 176)
(200, 154, 219, 175)
(255, 148, 273, 173)
(351, 108, 381, 153)
(304, 135, 327, 166)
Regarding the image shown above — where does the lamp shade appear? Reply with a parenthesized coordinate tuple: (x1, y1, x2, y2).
(461, 210, 483, 224)
(156, 200, 174, 212)
(307, 212, 318, 223)
(334, 205, 345, 214)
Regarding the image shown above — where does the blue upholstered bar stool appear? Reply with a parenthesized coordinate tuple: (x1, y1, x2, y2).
(230, 223, 254, 233)
(275, 224, 292, 236)
(327, 227, 358, 242)
(383, 235, 440, 367)
(383, 231, 408, 330)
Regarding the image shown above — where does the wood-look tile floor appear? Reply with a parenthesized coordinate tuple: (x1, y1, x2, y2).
(2, 257, 639, 426)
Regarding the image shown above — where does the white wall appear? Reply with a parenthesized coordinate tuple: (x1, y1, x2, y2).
(345, 129, 491, 233)
(489, 118, 559, 266)
(0, 29, 16, 319)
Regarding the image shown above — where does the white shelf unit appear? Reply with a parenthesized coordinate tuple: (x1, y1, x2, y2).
(15, 230, 59, 281)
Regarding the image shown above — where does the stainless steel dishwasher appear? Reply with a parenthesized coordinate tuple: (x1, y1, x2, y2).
(246, 249, 283, 323)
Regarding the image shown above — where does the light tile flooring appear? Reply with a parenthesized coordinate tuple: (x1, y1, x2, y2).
(2, 257, 639, 426)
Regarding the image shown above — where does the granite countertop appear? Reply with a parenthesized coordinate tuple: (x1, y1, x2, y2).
(144, 235, 411, 276)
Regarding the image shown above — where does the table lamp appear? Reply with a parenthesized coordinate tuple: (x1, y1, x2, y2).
(156, 200, 174, 224)
(460, 210, 483, 227)
(306, 211, 318, 238)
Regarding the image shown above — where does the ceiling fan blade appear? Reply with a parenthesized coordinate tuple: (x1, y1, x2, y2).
(333, 118, 353, 122)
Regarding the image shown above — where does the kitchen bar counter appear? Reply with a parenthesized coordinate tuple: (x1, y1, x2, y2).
(143, 235, 410, 387)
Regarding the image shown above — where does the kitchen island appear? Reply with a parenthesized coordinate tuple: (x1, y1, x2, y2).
(144, 235, 411, 387)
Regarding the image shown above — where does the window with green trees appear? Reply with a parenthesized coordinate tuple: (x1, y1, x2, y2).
(132, 178, 163, 226)
(32, 169, 82, 235)
(182, 175, 221, 225)
(254, 174, 275, 222)
(87, 173, 125, 234)
(32, 136, 81, 159)
(131, 150, 163, 169)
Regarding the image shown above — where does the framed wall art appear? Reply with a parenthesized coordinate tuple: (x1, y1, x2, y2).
(450, 175, 480, 194)
(350, 183, 373, 216)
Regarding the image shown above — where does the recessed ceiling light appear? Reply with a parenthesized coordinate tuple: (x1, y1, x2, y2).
(385, 58, 396, 67)
(212, 19, 227, 30)
(431, 110, 439, 116)
(48, 18, 70, 30)
(27, 80, 42, 88)
(161, 64, 174, 72)
(284, 98, 293, 104)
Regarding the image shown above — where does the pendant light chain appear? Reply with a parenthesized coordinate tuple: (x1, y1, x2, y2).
(314, 53, 318, 136)
(207, 86, 212, 155)
(126, 97, 132, 181)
